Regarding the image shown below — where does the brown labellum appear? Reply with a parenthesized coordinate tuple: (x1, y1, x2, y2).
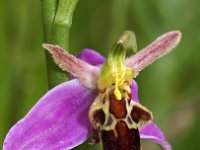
(89, 83, 153, 150)
(101, 121, 141, 150)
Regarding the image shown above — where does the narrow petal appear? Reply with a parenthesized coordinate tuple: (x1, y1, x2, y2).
(77, 49, 105, 66)
(140, 123, 172, 150)
(43, 44, 100, 89)
(3, 79, 97, 150)
(71, 49, 105, 79)
(126, 31, 181, 76)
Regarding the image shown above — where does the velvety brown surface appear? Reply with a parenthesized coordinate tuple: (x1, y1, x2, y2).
(101, 121, 141, 150)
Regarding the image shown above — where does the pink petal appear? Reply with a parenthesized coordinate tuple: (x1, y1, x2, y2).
(69, 49, 105, 79)
(126, 31, 181, 76)
(77, 49, 105, 66)
(3, 79, 97, 150)
(43, 44, 100, 89)
(140, 123, 172, 150)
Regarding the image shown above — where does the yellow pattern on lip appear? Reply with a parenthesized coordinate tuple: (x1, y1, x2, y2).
(98, 31, 137, 100)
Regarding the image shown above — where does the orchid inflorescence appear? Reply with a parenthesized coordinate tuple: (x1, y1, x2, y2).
(3, 31, 181, 150)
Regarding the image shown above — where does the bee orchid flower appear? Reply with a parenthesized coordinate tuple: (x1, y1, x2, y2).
(3, 31, 181, 150)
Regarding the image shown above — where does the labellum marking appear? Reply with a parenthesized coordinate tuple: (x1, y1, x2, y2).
(89, 82, 152, 150)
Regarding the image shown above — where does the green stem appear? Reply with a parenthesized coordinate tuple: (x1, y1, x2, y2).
(41, 0, 78, 88)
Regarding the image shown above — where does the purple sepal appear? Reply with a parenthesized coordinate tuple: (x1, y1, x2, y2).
(3, 79, 97, 150)
(77, 49, 105, 66)
(131, 80, 139, 103)
(140, 123, 172, 150)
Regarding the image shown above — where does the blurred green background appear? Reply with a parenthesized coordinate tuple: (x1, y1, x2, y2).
(1, 0, 200, 149)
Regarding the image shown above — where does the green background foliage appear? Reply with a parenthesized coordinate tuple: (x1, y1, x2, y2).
(1, 0, 200, 149)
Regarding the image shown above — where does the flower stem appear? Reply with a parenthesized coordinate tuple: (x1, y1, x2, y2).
(41, 0, 78, 88)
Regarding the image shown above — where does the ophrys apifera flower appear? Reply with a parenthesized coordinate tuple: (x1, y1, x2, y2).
(3, 31, 181, 150)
